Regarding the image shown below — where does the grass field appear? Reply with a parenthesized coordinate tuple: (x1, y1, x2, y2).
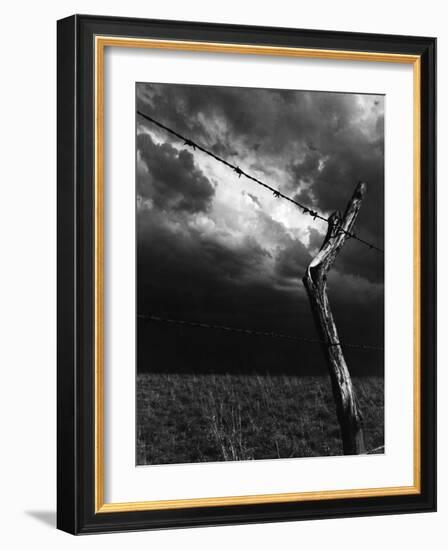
(136, 373, 384, 465)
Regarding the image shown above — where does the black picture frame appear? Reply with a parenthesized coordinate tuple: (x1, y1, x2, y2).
(57, 14, 436, 535)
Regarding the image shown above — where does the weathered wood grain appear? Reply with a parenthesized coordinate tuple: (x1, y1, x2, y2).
(303, 182, 367, 455)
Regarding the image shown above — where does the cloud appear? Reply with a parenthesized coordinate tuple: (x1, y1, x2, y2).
(135, 83, 385, 374)
(137, 132, 215, 214)
(137, 84, 384, 243)
(137, 211, 295, 327)
(246, 192, 262, 208)
(274, 237, 311, 281)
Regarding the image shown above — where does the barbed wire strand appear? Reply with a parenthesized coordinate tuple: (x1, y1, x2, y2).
(137, 110, 384, 254)
(139, 314, 384, 352)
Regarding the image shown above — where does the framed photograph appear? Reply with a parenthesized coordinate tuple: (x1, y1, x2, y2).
(57, 14, 436, 534)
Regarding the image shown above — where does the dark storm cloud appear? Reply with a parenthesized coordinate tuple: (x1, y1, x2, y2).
(274, 237, 311, 281)
(137, 132, 215, 214)
(136, 82, 384, 374)
(294, 133, 384, 243)
(137, 203, 271, 287)
(290, 149, 322, 186)
(137, 83, 384, 244)
(332, 240, 384, 284)
(137, 210, 382, 375)
(137, 211, 295, 329)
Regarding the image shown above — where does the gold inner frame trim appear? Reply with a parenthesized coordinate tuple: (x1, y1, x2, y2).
(94, 35, 422, 513)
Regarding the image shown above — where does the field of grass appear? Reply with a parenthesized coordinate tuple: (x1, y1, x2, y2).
(137, 373, 384, 465)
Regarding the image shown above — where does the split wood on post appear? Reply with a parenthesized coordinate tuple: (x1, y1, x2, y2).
(303, 181, 367, 455)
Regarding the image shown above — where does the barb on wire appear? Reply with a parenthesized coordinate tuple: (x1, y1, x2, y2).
(138, 314, 384, 352)
(137, 110, 384, 254)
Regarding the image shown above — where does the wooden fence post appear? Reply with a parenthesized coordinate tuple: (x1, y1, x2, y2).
(303, 181, 367, 455)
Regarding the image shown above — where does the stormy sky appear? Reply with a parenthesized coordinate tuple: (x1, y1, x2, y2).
(136, 83, 384, 376)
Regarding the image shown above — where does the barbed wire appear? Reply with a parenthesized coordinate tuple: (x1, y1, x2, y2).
(139, 314, 384, 352)
(137, 110, 384, 254)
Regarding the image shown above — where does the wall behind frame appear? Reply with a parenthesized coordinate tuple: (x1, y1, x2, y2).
(0, 1, 442, 548)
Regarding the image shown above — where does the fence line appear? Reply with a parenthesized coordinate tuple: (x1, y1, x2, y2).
(137, 110, 384, 254)
(138, 314, 384, 352)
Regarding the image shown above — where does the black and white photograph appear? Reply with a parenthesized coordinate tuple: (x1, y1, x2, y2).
(135, 82, 385, 465)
